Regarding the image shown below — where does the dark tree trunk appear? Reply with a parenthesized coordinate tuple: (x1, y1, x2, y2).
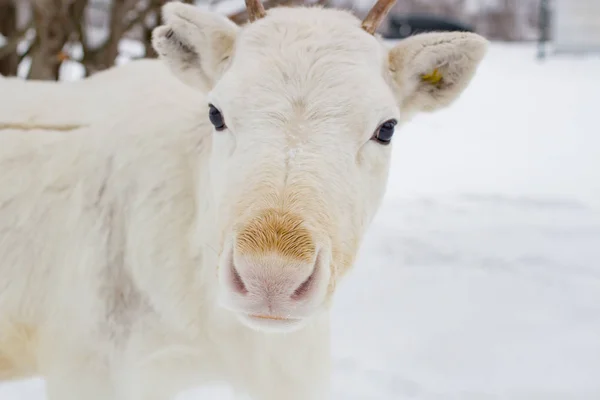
(143, 18, 159, 59)
(27, 0, 71, 80)
(0, 1, 19, 76)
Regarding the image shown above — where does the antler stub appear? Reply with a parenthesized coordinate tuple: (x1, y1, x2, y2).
(245, 0, 267, 22)
(361, 0, 398, 35)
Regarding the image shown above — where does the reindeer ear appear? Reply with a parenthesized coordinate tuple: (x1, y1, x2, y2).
(388, 31, 488, 118)
(152, 2, 239, 92)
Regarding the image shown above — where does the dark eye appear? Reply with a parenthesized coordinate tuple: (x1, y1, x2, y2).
(208, 104, 226, 131)
(372, 119, 397, 145)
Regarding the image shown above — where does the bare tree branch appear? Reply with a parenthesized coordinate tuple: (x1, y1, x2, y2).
(81, 0, 137, 75)
(122, 1, 161, 34)
(68, 0, 89, 53)
(0, 20, 34, 60)
(0, 1, 20, 76)
(26, 0, 71, 80)
(19, 37, 35, 62)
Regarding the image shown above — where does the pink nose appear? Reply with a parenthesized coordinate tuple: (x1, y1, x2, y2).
(217, 210, 331, 329)
(223, 249, 327, 318)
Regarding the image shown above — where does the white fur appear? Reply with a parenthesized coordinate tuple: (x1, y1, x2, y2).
(0, 4, 488, 399)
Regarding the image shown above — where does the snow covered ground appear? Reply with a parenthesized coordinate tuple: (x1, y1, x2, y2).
(1, 43, 599, 399)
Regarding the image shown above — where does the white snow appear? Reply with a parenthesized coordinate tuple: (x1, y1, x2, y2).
(1, 43, 599, 399)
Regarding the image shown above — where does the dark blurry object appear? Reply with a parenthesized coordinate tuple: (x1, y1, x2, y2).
(0, 1, 19, 76)
(26, 0, 80, 80)
(385, 13, 474, 39)
(537, 0, 550, 60)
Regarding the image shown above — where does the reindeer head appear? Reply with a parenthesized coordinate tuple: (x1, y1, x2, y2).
(152, 0, 488, 333)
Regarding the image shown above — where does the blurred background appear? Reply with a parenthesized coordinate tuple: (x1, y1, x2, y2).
(1, 0, 598, 81)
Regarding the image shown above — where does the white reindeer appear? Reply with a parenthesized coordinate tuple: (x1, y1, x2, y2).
(0, 0, 488, 398)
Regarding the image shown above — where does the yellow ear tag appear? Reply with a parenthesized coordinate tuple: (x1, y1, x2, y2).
(421, 68, 443, 85)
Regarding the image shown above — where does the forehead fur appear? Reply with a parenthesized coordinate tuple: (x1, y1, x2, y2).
(239, 7, 370, 45)
(212, 7, 398, 132)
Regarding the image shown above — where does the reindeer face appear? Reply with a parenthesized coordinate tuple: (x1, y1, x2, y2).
(153, 2, 488, 332)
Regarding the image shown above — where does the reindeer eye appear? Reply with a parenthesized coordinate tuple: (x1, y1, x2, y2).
(372, 119, 397, 145)
(208, 104, 226, 131)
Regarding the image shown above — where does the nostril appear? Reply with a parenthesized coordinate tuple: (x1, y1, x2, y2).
(230, 263, 248, 295)
(291, 272, 314, 300)
(291, 262, 319, 301)
(291, 248, 325, 301)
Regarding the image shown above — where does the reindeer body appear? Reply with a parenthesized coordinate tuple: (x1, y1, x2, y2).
(0, 3, 488, 399)
(0, 58, 331, 399)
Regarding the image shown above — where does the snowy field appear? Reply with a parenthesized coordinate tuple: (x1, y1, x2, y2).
(1, 43, 600, 399)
